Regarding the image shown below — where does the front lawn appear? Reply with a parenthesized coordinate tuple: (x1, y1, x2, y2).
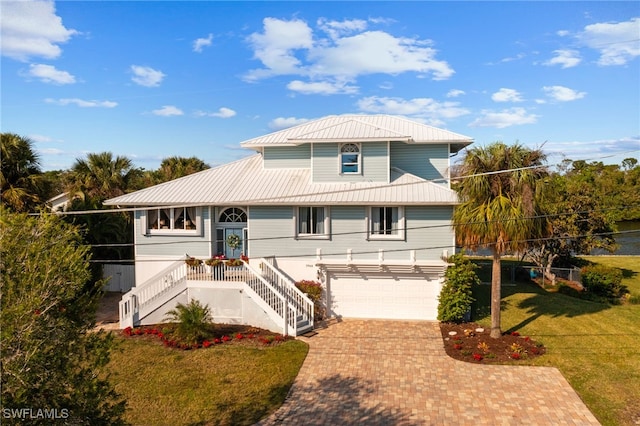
(107, 333, 308, 425)
(472, 256, 640, 426)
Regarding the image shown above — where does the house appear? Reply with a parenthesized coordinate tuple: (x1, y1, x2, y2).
(47, 192, 71, 212)
(105, 114, 473, 335)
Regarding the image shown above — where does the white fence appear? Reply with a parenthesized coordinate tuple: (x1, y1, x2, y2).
(102, 264, 135, 292)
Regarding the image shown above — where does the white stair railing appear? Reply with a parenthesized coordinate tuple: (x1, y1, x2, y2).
(241, 260, 297, 336)
(258, 259, 314, 330)
(119, 260, 187, 328)
(119, 258, 303, 336)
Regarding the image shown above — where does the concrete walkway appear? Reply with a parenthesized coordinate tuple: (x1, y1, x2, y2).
(258, 320, 600, 425)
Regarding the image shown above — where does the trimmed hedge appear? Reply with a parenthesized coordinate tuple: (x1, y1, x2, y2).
(581, 264, 628, 302)
(438, 253, 480, 323)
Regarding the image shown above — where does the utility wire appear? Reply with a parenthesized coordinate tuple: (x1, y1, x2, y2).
(35, 149, 640, 216)
(85, 203, 639, 248)
(89, 228, 640, 263)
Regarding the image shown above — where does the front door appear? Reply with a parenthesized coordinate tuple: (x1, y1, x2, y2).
(224, 227, 244, 259)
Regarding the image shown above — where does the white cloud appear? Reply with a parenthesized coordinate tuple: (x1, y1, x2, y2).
(500, 53, 526, 63)
(39, 147, 64, 155)
(446, 89, 465, 98)
(287, 80, 358, 95)
(543, 136, 640, 160)
(268, 117, 310, 130)
(194, 107, 236, 118)
(543, 49, 581, 68)
(0, 0, 78, 61)
(152, 105, 183, 116)
(542, 85, 586, 102)
(130, 65, 166, 87)
(245, 18, 314, 80)
(29, 134, 54, 143)
(245, 17, 454, 90)
(491, 88, 523, 102)
(311, 30, 454, 80)
(27, 64, 75, 84)
(317, 18, 368, 40)
(469, 108, 539, 128)
(193, 33, 213, 52)
(357, 96, 470, 126)
(45, 98, 117, 108)
(557, 30, 570, 37)
(577, 17, 640, 66)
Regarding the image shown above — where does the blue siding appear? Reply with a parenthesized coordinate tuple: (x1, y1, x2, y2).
(390, 142, 449, 182)
(263, 145, 310, 169)
(248, 205, 453, 261)
(312, 142, 388, 182)
(135, 207, 211, 257)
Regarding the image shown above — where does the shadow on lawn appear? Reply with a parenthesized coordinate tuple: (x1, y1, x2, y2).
(256, 374, 415, 426)
(473, 280, 613, 333)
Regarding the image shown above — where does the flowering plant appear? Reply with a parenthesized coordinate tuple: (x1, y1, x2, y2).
(226, 258, 244, 267)
(472, 353, 483, 361)
(205, 258, 224, 267)
(185, 256, 202, 267)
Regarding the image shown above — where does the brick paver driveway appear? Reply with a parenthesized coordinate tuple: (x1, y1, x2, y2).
(258, 320, 599, 425)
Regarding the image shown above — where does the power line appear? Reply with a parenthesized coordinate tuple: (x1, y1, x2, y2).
(34, 149, 640, 217)
(89, 228, 640, 263)
(84, 203, 638, 248)
(85, 204, 636, 252)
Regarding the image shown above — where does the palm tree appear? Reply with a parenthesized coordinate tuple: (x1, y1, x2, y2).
(66, 152, 142, 201)
(153, 156, 209, 183)
(453, 142, 550, 338)
(0, 133, 44, 212)
(65, 152, 141, 269)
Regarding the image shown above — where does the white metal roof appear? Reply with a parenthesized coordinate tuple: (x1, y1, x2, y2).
(105, 154, 459, 207)
(240, 114, 473, 148)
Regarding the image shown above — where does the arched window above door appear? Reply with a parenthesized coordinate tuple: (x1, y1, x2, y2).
(219, 207, 247, 223)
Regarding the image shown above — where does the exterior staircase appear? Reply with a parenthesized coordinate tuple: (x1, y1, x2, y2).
(119, 258, 314, 336)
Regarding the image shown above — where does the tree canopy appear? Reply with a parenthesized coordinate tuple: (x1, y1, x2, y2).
(0, 209, 126, 424)
(0, 133, 45, 212)
(453, 142, 550, 337)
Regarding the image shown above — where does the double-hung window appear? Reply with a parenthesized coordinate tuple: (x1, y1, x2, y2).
(369, 206, 404, 240)
(296, 207, 329, 238)
(147, 207, 198, 233)
(340, 143, 360, 174)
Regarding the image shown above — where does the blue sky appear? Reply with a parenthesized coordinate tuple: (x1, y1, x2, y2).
(2, 1, 639, 171)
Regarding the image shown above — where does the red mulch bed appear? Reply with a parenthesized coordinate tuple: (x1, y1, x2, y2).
(440, 322, 545, 363)
(121, 324, 292, 350)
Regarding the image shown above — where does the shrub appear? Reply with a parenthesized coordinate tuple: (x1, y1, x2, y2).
(295, 280, 326, 320)
(581, 264, 628, 302)
(628, 294, 640, 305)
(437, 253, 480, 323)
(165, 299, 213, 344)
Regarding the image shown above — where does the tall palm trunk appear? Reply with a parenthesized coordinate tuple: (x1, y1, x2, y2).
(490, 248, 502, 338)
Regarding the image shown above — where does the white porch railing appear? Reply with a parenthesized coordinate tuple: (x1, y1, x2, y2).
(119, 259, 300, 336)
(258, 259, 314, 330)
(119, 260, 187, 328)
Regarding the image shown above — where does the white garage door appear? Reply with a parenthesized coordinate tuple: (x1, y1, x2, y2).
(328, 273, 442, 321)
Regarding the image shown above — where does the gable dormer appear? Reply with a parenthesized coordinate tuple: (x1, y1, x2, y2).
(240, 114, 473, 183)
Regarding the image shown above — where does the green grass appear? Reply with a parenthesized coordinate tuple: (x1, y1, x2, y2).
(472, 256, 640, 426)
(106, 337, 308, 425)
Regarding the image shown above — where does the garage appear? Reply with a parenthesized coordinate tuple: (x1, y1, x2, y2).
(322, 263, 446, 321)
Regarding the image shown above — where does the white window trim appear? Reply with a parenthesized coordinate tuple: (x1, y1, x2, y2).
(144, 207, 202, 236)
(339, 143, 361, 175)
(294, 206, 331, 240)
(366, 206, 405, 241)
